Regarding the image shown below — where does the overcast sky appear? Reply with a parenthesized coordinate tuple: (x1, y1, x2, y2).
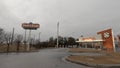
(0, 0, 120, 41)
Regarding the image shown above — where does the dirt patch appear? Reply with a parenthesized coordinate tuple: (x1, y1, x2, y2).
(0, 44, 38, 52)
(69, 48, 120, 56)
(67, 55, 120, 64)
(67, 48, 120, 67)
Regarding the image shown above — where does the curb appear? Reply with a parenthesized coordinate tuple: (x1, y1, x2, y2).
(65, 56, 120, 68)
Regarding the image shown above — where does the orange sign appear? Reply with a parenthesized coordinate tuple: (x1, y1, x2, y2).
(97, 29, 115, 51)
(22, 23, 40, 29)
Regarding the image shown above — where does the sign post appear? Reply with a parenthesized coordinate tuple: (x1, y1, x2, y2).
(22, 22, 40, 51)
(97, 29, 116, 52)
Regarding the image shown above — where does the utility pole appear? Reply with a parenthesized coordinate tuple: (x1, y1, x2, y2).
(11, 28, 14, 45)
(39, 32, 41, 42)
(57, 22, 59, 48)
(24, 29, 27, 50)
(33, 35, 35, 45)
(24, 29, 27, 51)
(24, 29, 27, 43)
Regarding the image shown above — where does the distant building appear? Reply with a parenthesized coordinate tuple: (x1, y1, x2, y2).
(76, 35, 104, 50)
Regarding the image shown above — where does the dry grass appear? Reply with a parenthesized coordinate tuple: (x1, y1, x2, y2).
(0, 44, 37, 52)
(69, 48, 102, 53)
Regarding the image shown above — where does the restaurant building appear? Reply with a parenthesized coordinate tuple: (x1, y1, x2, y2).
(76, 29, 116, 52)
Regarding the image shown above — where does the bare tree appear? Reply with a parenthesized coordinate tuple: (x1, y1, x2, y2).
(67, 37, 76, 47)
(15, 35, 23, 52)
(4, 33, 12, 52)
(48, 37, 55, 47)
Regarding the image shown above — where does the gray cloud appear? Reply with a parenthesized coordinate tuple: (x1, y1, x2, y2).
(0, 0, 120, 41)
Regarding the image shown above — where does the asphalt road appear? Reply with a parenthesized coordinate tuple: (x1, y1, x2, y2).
(0, 48, 91, 68)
